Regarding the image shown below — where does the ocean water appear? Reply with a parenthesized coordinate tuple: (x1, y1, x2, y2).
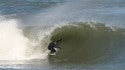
(0, 0, 125, 70)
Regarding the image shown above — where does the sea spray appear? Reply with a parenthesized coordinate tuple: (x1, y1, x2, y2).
(0, 17, 50, 60)
(0, 18, 31, 60)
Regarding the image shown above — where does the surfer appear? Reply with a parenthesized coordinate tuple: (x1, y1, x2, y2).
(48, 38, 62, 54)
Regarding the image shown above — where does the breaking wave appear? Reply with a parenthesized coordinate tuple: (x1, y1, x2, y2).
(49, 22, 125, 64)
(0, 17, 31, 60)
(0, 17, 49, 60)
(0, 17, 125, 64)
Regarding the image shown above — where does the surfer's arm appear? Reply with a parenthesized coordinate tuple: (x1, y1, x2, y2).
(58, 47, 61, 49)
(53, 45, 61, 49)
(56, 46, 61, 49)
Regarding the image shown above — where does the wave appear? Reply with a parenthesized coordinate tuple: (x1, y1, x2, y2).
(49, 22, 125, 64)
(0, 17, 125, 64)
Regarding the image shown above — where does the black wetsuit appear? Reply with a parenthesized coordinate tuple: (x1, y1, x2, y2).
(48, 40, 62, 54)
(48, 38, 62, 54)
(48, 42, 57, 54)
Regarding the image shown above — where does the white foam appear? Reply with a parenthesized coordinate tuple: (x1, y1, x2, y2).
(0, 17, 30, 60)
(0, 16, 49, 60)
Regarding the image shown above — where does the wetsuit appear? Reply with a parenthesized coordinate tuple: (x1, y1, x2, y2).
(48, 41, 61, 54)
(48, 42, 57, 54)
(48, 38, 62, 54)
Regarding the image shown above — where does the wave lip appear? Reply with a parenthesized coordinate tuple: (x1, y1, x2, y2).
(49, 22, 125, 64)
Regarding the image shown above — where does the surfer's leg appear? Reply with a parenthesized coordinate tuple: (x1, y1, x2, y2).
(51, 48, 56, 54)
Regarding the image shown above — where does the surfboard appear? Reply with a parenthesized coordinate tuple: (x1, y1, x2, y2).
(49, 48, 58, 56)
(49, 53, 56, 56)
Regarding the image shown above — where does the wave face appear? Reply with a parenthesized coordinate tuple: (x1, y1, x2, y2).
(49, 22, 125, 64)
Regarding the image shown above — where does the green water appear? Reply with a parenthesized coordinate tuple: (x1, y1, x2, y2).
(50, 22, 125, 64)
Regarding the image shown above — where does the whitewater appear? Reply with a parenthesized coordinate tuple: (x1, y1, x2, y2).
(0, 17, 50, 60)
(0, 0, 125, 70)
